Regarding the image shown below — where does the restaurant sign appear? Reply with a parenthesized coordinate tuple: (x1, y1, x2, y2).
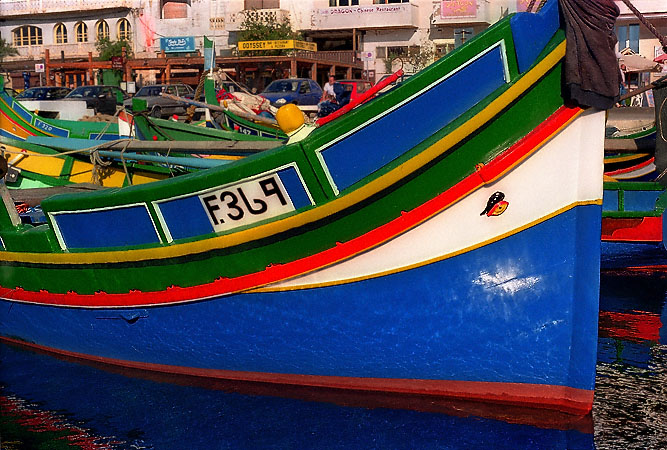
(160, 36, 195, 53)
(440, 0, 477, 18)
(238, 40, 317, 52)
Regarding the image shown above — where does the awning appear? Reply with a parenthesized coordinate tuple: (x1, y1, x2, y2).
(620, 52, 662, 73)
(432, 39, 455, 45)
(655, 53, 667, 63)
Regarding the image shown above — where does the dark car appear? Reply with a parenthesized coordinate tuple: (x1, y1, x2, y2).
(16, 86, 71, 101)
(260, 78, 323, 107)
(124, 83, 195, 118)
(64, 85, 128, 115)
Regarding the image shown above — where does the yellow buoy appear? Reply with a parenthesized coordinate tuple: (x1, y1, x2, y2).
(276, 104, 305, 135)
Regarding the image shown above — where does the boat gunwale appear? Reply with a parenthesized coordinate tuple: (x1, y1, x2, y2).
(0, 39, 568, 266)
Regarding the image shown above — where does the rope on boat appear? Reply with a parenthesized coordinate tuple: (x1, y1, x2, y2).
(526, 0, 547, 13)
(89, 146, 113, 185)
(185, 73, 208, 123)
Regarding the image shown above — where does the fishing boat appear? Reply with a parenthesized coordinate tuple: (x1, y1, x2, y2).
(601, 181, 667, 268)
(0, 0, 606, 417)
(163, 85, 289, 140)
(0, 86, 122, 141)
(604, 122, 657, 180)
(604, 154, 656, 181)
(1, 137, 179, 188)
(128, 103, 283, 144)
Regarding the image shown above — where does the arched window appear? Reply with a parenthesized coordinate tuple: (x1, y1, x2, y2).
(75, 22, 88, 42)
(12, 25, 43, 46)
(54, 23, 67, 44)
(117, 18, 131, 41)
(96, 20, 109, 41)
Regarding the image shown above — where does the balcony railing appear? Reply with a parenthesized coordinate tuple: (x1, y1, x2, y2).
(311, 3, 419, 31)
(295, 50, 360, 65)
(224, 9, 291, 32)
(1, 0, 137, 16)
(7, 42, 101, 61)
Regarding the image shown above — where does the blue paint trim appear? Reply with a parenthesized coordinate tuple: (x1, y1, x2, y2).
(0, 128, 25, 141)
(278, 167, 311, 209)
(224, 114, 282, 140)
(33, 118, 70, 138)
(158, 195, 214, 241)
(11, 99, 33, 123)
(1, 204, 600, 391)
(510, 0, 560, 73)
(321, 45, 508, 193)
(89, 133, 122, 140)
(53, 205, 161, 249)
(622, 190, 663, 212)
(602, 189, 619, 211)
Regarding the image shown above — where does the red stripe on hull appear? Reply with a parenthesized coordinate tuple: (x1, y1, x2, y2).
(601, 216, 662, 242)
(0, 106, 583, 307)
(604, 157, 655, 176)
(1, 109, 36, 139)
(0, 336, 594, 421)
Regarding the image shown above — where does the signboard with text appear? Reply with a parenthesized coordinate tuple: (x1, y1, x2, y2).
(440, 0, 477, 18)
(238, 40, 317, 52)
(160, 36, 196, 53)
(111, 56, 123, 70)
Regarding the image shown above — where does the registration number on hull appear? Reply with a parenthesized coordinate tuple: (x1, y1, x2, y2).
(199, 175, 294, 232)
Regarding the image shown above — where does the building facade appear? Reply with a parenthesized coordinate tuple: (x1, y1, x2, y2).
(614, 0, 667, 85)
(2, 0, 666, 89)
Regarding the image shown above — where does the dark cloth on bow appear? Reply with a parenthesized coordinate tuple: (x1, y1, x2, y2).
(559, 0, 620, 110)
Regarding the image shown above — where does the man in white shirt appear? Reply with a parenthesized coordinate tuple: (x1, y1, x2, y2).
(321, 73, 336, 102)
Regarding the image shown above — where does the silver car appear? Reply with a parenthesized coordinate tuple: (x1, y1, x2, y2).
(124, 83, 195, 118)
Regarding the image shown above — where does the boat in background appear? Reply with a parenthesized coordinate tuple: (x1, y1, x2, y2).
(0, 0, 605, 418)
(0, 84, 122, 141)
(604, 154, 656, 181)
(1, 137, 178, 189)
(601, 181, 667, 268)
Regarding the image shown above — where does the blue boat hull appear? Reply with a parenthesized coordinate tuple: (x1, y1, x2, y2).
(0, 204, 601, 403)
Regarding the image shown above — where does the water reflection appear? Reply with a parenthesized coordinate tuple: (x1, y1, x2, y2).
(0, 341, 594, 450)
(594, 270, 667, 450)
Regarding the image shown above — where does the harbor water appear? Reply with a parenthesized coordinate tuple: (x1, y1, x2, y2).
(1, 264, 665, 449)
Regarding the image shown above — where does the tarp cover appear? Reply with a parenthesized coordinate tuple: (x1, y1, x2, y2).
(620, 52, 661, 73)
(559, 0, 620, 110)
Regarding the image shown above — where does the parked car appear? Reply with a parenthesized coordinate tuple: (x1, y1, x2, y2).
(124, 83, 195, 118)
(64, 85, 128, 115)
(4, 87, 20, 97)
(260, 78, 323, 107)
(16, 86, 71, 101)
(337, 80, 373, 103)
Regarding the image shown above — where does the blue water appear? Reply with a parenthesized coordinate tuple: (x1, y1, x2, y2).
(1, 268, 665, 449)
